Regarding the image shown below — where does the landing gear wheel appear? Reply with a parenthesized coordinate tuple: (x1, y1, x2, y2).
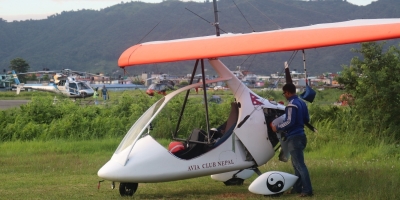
(223, 178, 244, 186)
(80, 92, 87, 98)
(119, 182, 138, 196)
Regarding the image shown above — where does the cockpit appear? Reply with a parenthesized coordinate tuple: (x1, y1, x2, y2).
(112, 79, 239, 164)
(148, 83, 167, 92)
(78, 82, 91, 90)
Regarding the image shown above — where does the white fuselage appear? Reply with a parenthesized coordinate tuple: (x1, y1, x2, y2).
(98, 59, 285, 183)
(20, 76, 94, 98)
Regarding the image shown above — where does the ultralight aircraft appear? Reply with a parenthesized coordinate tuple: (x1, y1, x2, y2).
(97, 15, 400, 197)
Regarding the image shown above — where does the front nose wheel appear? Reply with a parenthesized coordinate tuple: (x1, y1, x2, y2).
(119, 182, 138, 196)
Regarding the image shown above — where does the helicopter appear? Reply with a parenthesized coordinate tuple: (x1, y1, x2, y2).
(146, 80, 175, 96)
(97, 18, 400, 197)
(0, 71, 13, 91)
(145, 74, 175, 96)
(12, 69, 94, 98)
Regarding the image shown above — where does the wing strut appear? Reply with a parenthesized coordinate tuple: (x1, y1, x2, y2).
(200, 59, 211, 144)
(173, 59, 199, 139)
(172, 59, 211, 144)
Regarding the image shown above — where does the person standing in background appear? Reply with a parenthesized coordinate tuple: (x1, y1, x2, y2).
(93, 87, 99, 105)
(101, 85, 109, 102)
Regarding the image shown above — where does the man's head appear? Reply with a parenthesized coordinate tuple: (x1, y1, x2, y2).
(282, 83, 296, 99)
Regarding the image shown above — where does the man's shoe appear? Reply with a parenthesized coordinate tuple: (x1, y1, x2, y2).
(285, 190, 300, 195)
(279, 150, 288, 162)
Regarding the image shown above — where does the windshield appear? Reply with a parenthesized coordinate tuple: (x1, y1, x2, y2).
(111, 76, 231, 159)
(69, 82, 77, 89)
(148, 84, 157, 90)
(78, 82, 91, 89)
(114, 97, 166, 154)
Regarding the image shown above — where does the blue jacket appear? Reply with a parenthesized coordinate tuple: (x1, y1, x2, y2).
(277, 95, 310, 138)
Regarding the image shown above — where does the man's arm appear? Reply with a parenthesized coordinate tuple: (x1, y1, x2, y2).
(277, 105, 298, 132)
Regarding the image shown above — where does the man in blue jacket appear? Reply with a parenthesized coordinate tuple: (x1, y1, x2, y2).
(271, 83, 313, 197)
(101, 85, 109, 101)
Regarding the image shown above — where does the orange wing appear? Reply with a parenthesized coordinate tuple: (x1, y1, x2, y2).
(119, 19, 400, 67)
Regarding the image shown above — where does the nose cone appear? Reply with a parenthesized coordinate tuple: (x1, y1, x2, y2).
(86, 89, 94, 95)
(80, 89, 94, 97)
(98, 160, 123, 181)
(146, 89, 154, 96)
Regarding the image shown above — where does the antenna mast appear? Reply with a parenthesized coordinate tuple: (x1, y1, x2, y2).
(213, 0, 220, 36)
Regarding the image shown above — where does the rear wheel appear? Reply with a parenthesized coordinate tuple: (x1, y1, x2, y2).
(223, 178, 244, 186)
(119, 182, 138, 196)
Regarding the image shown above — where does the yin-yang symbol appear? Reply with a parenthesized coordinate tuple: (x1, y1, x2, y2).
(266, 173, 285, 193)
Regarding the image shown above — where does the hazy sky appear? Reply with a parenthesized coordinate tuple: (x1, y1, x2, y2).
(0, 0, 378, 22)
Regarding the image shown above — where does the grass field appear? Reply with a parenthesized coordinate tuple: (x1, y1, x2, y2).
(1, 88, 399, 199)
(0, 139, 399, 199)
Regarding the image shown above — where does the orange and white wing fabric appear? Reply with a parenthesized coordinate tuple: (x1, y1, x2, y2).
(119, 18, 400, 67)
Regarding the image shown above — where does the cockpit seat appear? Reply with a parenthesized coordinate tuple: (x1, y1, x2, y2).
(212, 102, 239, 148)
(173, 129, 206, 160)
(172, 102, 239, 159)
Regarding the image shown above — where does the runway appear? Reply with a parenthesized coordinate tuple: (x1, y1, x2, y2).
(0, 100, 30, 110)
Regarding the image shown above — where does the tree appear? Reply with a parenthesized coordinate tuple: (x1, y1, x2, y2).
(26, 74, 37, 81)
(9, 58, 30, 83)
(9, 58, 30, 73)
(42, 74, 50, 81)
(337, 42, 400, 138)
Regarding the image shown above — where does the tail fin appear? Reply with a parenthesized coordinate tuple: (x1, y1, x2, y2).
(12, 70, 20, 85)
(11, 70, 23, 94)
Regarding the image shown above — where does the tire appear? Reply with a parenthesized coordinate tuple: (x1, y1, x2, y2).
(223, 178, 244, 186)
(119, 182, 138, 196)
(80, 92, 87, 98)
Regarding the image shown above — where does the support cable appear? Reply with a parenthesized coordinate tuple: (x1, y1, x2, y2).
(232, 0, 255, 32)
(185, 8, 227, 34)
(246, 0, 281, 29)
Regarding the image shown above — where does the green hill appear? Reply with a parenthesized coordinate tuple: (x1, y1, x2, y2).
(1, 0, 399, 76)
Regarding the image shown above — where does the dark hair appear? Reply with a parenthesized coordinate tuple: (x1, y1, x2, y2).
(282, 83, 296, 94)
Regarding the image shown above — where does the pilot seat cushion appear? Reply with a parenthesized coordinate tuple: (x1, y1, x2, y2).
(168, 141, 185, 153)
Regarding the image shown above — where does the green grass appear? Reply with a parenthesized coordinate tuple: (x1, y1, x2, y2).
(1, 88, 398, 199)
(0, 90, 39, 100)
(0, 139, 399, 199)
